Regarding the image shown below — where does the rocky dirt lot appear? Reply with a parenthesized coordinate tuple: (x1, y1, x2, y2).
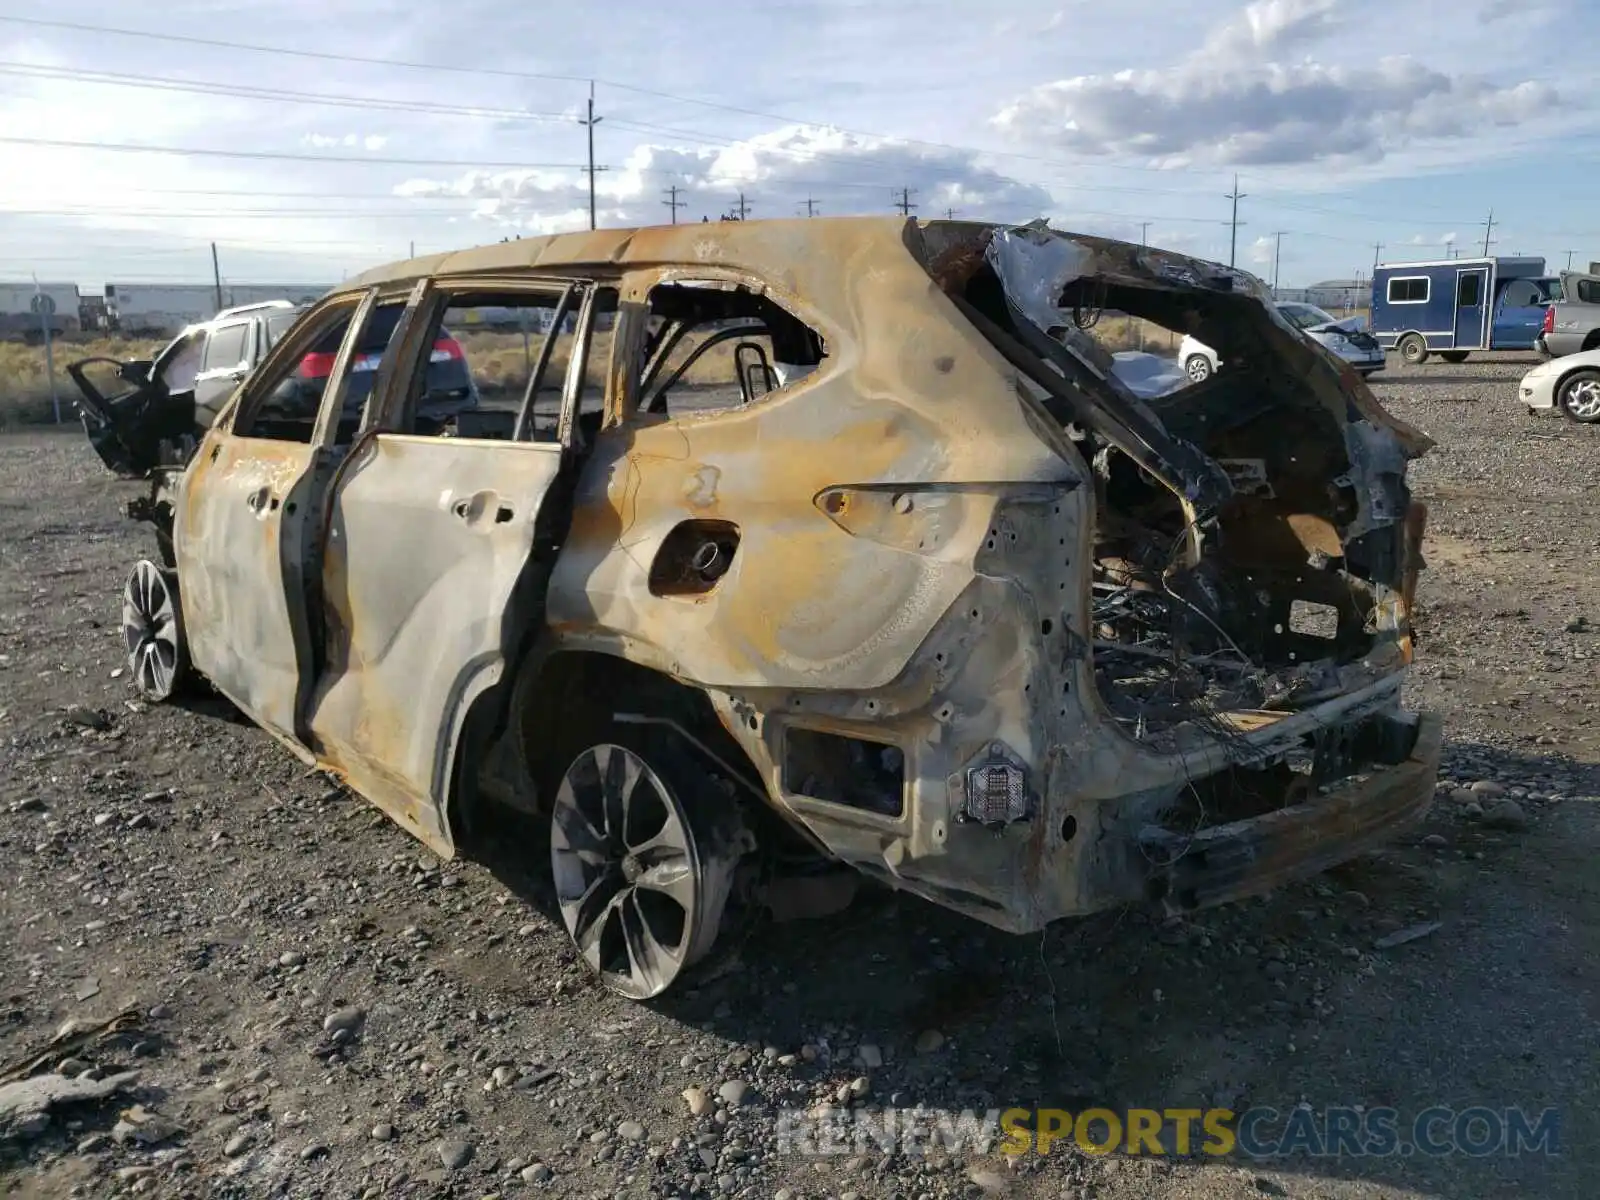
(1, 353, 1596, 1200)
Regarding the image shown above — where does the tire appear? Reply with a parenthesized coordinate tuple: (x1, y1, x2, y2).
(548, 723, 749, 999)
(1397, 334, 1429, 365)
(1183, 354, 1214, 384)
(1557, 368, 1600, 424)
(121, 559, 189, 702)
(1439, 350, 1470, 363)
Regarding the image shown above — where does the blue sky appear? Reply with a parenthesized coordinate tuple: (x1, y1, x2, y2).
(0, 0, 1593, 293)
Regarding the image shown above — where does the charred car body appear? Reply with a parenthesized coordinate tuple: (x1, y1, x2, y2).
(102, 218, 1439, 999)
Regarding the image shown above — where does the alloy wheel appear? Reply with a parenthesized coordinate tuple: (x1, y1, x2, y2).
(550, 742, 725, 999)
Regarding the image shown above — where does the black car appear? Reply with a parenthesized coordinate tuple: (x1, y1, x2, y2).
(70, 300, 480, 478)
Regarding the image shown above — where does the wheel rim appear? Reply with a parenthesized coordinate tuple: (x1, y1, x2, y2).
(121, 560, 181, 701)
(551, 744, 709, 999)
(1564, 378, 1600, 420)
(1402, 339, 1423, 363)
(1185, 356, 1210, 382)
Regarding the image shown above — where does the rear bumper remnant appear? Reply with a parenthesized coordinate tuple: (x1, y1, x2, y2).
(1137, 711, 1442, 913)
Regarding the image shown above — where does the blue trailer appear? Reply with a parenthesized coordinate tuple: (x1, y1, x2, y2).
(1370, 256, 1556, 364)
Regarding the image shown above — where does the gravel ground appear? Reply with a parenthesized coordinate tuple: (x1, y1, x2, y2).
(1, 352, 1596, 1200)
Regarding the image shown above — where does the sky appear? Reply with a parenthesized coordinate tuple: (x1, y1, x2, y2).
(0, 0, 1595, 296)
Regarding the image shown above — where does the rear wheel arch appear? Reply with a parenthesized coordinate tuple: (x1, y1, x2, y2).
(1580, 328, 1600, 352)
(446, 646, 766, 847)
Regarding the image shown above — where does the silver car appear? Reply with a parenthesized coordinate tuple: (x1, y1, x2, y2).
(1180, 302, 1385, 383)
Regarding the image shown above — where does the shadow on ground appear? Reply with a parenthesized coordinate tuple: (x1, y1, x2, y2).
(482, 738, 1595, 1198)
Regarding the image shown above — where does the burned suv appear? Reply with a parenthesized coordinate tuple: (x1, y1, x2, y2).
(104, 218, 1439, 999)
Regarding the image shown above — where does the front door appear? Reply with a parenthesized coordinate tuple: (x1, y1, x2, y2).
(1453, 267, 1489, 350)
(1492, 277, 1550, 350)
(174, 291, 379, 750)
(304, 279, 603, 852)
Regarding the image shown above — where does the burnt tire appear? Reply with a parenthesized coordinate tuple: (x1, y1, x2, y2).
(548, 724, 748, 1000)
(1397, 334, 1429, 365)
(1439, 350, 1470, 363)
(121, 559, 189, 702)
(1557, 368, 1600, 424)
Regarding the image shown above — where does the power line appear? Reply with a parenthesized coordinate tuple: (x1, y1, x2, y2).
(0, 19, 1506, 238)
(662, 185, 686, 224)
(0, 135, 583, 169)
(1225, 174, 1247, 268)
(0, 61, 574, 124)
(0, 207, 520, 220)
(0, 15, 1229, 182)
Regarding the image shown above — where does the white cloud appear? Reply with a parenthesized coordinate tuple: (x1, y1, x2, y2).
(1247, 235, 1276, 266)
(991, 0, 1558, 168)
(396, 124, 1055, 232)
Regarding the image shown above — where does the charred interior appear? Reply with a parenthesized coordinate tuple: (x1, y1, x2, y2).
(928, 222, 1425, 760)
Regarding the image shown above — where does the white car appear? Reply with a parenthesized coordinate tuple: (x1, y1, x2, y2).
(1517, 347, 1600, 422)
(1178, 302, 1386, 383)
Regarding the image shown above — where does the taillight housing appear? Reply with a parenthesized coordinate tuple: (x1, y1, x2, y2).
(1542, 306, 1555, 335)
(431, 336, 464, 363)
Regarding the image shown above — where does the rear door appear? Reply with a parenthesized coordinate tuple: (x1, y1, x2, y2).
(1453, 267, 1489, 349)
(303, 278, 604, 851)
(175, 291, 379, 751)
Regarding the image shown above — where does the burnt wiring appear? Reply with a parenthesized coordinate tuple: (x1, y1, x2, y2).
(1070, 278, 1108, 330)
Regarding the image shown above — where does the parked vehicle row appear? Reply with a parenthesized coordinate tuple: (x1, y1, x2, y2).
(70, 299, 480, 477)
(1179, 301, 1384, 383)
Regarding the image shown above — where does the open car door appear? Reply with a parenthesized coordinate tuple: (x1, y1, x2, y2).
(69, 329, 205, 477)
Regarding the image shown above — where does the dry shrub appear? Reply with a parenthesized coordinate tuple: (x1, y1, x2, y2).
(0, 337, 164, 427)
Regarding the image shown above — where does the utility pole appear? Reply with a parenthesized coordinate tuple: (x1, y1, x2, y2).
(662, 185, 685, 224)
(945, 207, 958, 220)
(801, 197, 819, 217)
(1372, 242, 1383, 270)
(1565, 249, 1577, 270)
(580, 81, 607, 231)
(409, 240, 415, 258)
(210, 242, 223, 312)
(729, 192, 751, 221)
(1480, 207, 1495, 257)
(894, 187, 917, 216)
(1139, 221, 1152, 246)
(1271, 231, 1285, 293)
(1225, 174, 1247, 268)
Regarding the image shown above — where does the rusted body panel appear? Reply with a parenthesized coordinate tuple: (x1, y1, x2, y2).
(174, 431, 316, 750)
(306, 434, 562, 853)
(151, 216, 1439, 939)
